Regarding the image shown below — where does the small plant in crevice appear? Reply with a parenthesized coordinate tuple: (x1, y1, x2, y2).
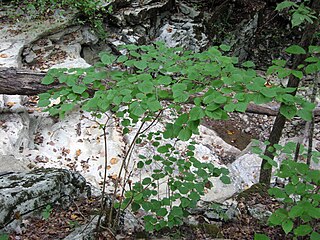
(41, 204, 53, 220)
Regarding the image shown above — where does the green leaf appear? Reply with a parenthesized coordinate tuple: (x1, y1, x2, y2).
(220, 175, 231, 184)
(157, 76, 172, 85)
(294, 224, 312, 237)
(142, 177, 152, 185)
(268, 187, 287, 199)
(285, 45, 306, 55)
(137, 161, 144, 168)
(156, 208, 168, 217)
(242, 61, 255, 68)
(289, 204, 304, 218)
(309, 45, 320, 54)
(100, 53, 115, 65)
(311, 232, 320, 240)
(291, 70, 303, 79)
(72, 85, 86, 94)
(219, 44, 231, 51)
(117, 55, 128, 63)
(61, 103, 74, 112)
(175, 114, 189, 126)
(276, 1, 297, 11)
(134, 61, 148, 70)
(171, 206, 183, 217)
(38, 99, 51, 107)
(178, 128, 192, 141)
(145, 221, 154, 232)
(189, 107, 205, 121)
(42, 75, 55, 85)
(157, 146, 169, 153)
(254, 233, 270, 240)
(305, 63, 319, 74)
(138, 80, 154, 93)
(282, 220, 293, 234)
(0, 234, 9, 240)
(280, 104, 297, 119)
(147, 100, 162, 112)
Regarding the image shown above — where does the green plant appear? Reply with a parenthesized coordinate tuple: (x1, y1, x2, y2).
(258, 0, 319, 185)
(0, 234, 9, 240)
(276, 0, 317, 27)
(41, 204, 53, 220)
(38, 41, 316, 232)
(253, 142, 320, 239)
(6, 0, 108, 37)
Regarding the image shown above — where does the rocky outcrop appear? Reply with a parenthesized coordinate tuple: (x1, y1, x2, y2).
(0, 168, 90, 230)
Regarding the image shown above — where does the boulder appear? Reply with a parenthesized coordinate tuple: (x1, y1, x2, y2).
(0, 168, 90, 230)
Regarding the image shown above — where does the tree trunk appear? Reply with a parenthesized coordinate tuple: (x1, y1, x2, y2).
(259, 0, 320, 185)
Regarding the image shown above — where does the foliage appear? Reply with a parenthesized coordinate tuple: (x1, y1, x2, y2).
(0, 235, 9, 240)
(41, 204, 53, 220)
(115, 139, 229, 231)
(253, 141, 320, 239)
(38, 41, 316, 231)
(276, 0, 317, 27)
(7, 0, 108, 37)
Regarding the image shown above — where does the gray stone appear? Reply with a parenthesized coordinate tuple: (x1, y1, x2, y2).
(0, 168, 90, 229)
(0, 155, 30, 173)
(63, 216, 99, 240)
(24, 51, 37, 64)
(248, 203, 272, 222)
(179, 3, 200, 19)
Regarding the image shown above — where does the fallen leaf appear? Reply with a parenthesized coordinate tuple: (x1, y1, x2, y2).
(76, 149, 81, 157)
(107, 165, 111, 170)
(227, 130, 234, 135)
(0, 53, 8, 58)
(110, 157, 118, 165)
(6, 102, 15, 107)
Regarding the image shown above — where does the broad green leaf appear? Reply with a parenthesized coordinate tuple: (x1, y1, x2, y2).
(42, 75, 55, 85)
(291, 70, 303, 79)
(142, 177, 152, 185)
(178, 128, 192, 141)
(134, 61, 148, 70)
(280, 104, 297, 119)
(285, 45, 306, 55)
(242, 61, 255, 68)
(157, 76, 172, 85)
(138, 81, 153, 93)
(309, 45, 320, 54)
(305, 63, 319, 74)
(189, 106, 205, 121)
(219, 44, 231, 51)
(282, 220, 293, 234)
(220, 175, 231, 184)
(147, 100, 162, 112)
(38, 99, 51, 107)
(175, 114, 189, 126)
(254, 233, 270, 240)
(72, 85, 86, 94)
(156, 208, 168, 217)
(294, 225, 312, 236)
(311, 232, 320, 240)
(100, 53, 115, 65)
(289, 204, 304, 218)
(276, 1, 297, 11)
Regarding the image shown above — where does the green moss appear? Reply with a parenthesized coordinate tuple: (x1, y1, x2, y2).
(200, 223, 223, 238)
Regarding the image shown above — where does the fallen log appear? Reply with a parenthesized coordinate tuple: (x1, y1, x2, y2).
(1, 67, 319, 117)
